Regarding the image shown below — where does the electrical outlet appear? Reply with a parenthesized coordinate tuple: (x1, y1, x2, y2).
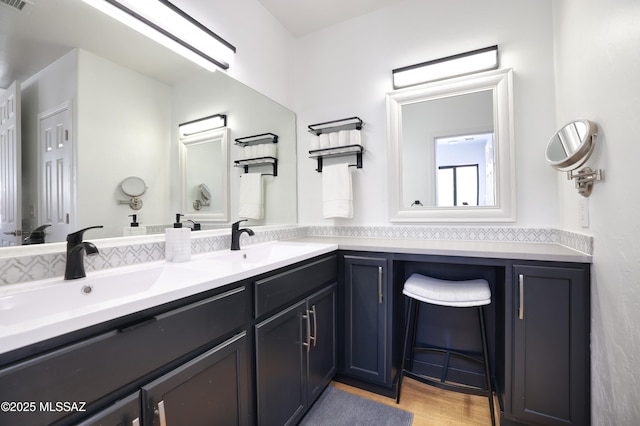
(579, 198, 589, 228)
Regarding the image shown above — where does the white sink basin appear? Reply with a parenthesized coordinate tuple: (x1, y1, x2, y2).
(196, 241, 331, 271)
(0, 240, 337, 354)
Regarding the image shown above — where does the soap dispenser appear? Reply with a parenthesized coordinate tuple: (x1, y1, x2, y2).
(123, 214, 147, 236)
(165, 213, 191, 262)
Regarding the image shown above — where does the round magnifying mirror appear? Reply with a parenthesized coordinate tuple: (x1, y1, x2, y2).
(200, 184, 211, 203)
(119, 176, 147, 197)
(545, 120, 598, 171)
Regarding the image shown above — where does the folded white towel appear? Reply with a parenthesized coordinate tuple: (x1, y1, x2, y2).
(322, 163, 353, 219)
(239, 173, 263, 219)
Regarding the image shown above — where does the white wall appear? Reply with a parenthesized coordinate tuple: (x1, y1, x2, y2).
(553, 0, 640, 423)
(76, 50, 172, 238)
(294, 0, 558, 226)
(173, 0, 297, 110)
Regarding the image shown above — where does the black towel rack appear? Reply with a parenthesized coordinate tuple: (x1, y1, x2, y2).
(234, 133, 278, 146)
(309, 145, 363, 173)
(307, 117, 363, 135)
(234, 157, 278, 176)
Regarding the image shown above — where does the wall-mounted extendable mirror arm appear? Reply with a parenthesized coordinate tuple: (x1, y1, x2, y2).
(545, 119, 603, 197)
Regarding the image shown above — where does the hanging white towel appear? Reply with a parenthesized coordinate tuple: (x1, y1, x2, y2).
(239, 173, 263, 219)
(322, 163, 353, 219)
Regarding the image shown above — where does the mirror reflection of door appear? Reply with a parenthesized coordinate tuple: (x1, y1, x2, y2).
(0, 81, 22, 246)
(38, 102, 73, 244)
(435, 132, 494, 207)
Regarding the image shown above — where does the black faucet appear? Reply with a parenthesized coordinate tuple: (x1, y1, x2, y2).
(230, 220, 254, 251)
(64, 226, 103, 280)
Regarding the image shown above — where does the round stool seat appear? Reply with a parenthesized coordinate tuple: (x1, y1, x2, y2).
(403, 273, 491, 307)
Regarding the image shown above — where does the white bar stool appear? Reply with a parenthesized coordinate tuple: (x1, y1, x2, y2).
(396, 273, 496, 426)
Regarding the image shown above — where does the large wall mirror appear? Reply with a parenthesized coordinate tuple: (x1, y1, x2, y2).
(0, 0, 296, 249)
(386, 68, 515, 222)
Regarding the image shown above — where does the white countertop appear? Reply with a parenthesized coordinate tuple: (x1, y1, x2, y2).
(0, 241, 338, 356)
(286, 236, 592, 263)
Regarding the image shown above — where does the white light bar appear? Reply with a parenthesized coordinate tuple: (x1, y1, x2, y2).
(393, 46, 498, 89)
(82, 0, 235, 72)
(179, 114, 227, 138)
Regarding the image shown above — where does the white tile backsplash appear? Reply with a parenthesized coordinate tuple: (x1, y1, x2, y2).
(0, 225, 591, 286)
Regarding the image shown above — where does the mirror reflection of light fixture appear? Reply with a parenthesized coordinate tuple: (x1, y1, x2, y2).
(81, 0, 236, 71)
(392, 45, 499, 89)
(179, 114, 227, 138)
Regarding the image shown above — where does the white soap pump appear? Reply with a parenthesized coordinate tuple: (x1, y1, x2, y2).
(123, 214, 147, 236)
(165, 213, 191, 262)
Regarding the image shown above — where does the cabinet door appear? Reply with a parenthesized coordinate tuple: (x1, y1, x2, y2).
(142, 332, 250, 426)
(342, 255, 391, 386)
(307, 284, 337, 404)
(512, 265, 589, 426)
(75, 392, 140, 426)
(255, 301, 307, 426)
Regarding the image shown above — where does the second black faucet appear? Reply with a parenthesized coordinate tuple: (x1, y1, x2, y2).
(231, 220, 254, 250)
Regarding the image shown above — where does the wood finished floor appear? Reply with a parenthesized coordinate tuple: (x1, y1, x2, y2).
(332, 377, 499, 426)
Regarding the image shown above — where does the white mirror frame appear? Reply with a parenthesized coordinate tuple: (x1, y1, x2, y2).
(387, 68, 515, 222)
(179, 128, 229, 222)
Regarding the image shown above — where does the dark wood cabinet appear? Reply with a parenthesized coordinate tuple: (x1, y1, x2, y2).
(340, 254, 392, 387)
(255, 284, 337, 426)
(75, 392, 140, 426)
(508, 263, 590, 426)
(142, 332, 250, 426)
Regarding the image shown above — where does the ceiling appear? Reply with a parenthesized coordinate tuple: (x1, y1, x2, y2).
(257, 0, 405, 37)
(0, 0, 403, 89)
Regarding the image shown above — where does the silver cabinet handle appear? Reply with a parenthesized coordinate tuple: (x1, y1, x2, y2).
(378, 266, 383, 304)
(157, 400, 167, 426)
(309, 305, 318, 347)
(302, 312, 311, 352)
(518, 274, 524, 320)
(132, 418, 140, 426)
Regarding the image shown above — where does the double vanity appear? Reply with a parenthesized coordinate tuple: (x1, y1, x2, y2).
(0, 237, 590, 426)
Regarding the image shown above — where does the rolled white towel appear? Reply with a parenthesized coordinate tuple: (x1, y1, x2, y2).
(310, 134, 320, 150)
(265, 144, 277, 158)
(319, 133, 330, 149)
(329, 132, 339, 147)
(338, 130, 349, 146)
(350, 129, 362, 146)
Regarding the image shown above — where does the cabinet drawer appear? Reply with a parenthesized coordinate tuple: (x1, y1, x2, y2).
(255, 255, 337, 318)
(0, 286, 247, 426)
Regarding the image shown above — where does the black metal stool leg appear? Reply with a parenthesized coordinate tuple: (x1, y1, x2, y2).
(396, 297, 415, 403)
(479, 306, 496, 426)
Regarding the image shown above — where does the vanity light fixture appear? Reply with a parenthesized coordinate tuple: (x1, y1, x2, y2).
(81, 0, 236, 71)
(179, 114, 227, 138)
(392, 45, 499, 89)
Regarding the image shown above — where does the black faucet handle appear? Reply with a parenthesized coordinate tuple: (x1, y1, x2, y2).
(66, 225, 104, 244)
(232, 219, 248, 230)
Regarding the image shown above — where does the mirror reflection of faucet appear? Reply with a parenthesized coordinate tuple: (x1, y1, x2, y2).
(231, 220, 254, 251)
(22, 224, 51, 245)
(64, 226, 103, 280)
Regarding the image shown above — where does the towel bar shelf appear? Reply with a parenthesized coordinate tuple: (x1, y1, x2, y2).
(234, 157, 278, 176)
(234, 133, 278, 146)
(308, 117, 363, 135)
(309, 144, 363, 173)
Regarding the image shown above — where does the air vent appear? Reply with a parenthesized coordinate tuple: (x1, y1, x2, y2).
(0, 0, 33, 12)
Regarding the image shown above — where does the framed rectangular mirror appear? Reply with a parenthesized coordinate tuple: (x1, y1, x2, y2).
(180, 128, 229, 222)
(387, 68, 515, 222)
